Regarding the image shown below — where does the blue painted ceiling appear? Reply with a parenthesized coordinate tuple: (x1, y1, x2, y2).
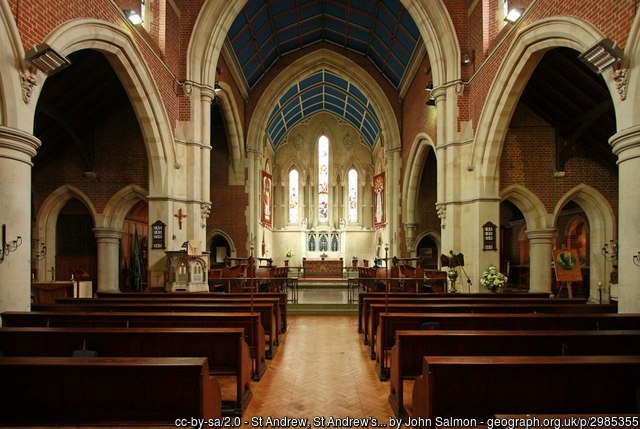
(226, 0, 422, 148)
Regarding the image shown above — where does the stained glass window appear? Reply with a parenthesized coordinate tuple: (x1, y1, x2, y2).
(318, 135, 329, 223)
(348, 168, 358, 222)
(289, 169, 299, 224)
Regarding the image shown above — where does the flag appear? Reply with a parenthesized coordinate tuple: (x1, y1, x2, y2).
(131, 228, 142, 292)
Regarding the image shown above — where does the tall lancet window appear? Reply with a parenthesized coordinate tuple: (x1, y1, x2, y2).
(318, 135, 329, 223)
(289, 169, 299, 224)
(348, 168, 358, 223)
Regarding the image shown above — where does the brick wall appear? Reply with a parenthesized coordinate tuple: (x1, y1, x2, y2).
(32, 103, 148, 214)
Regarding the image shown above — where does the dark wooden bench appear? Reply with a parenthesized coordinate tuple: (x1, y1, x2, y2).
(360, 296, 587, 343)
(0, 356, 222, 426)
(389, 329, 640, 417)
(368, 303, 616, 359)
(0, 326, 252, 416)
(357, 292, 553, 333)
(410, 355, 640, 421)
(96, 291, 289, 333)
(33, 301, 279, 358)
(1, 310, 267, 380)
(376, 312, 640, 381)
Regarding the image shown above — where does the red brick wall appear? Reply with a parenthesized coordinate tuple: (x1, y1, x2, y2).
(32, 104, 148, 214)
(500, 104, 618, 216)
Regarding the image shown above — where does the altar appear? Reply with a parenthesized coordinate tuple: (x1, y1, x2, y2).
(302, 257, 344, 278)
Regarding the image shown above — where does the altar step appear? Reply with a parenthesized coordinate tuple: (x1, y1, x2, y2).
(288, 303, 357, 315)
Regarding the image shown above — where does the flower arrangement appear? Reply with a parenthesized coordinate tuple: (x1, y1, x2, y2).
(284, 249, 295, 258)
(480, 265, 508, 291)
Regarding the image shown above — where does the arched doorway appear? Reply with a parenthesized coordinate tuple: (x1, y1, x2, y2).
(120, 200, 149, 291)
(555, 201, 590, 298)
(500, 200, 528, 289)
(416, 235, 439, 269)
(55, 199, 97, 282)
(210, 234, 232, 268)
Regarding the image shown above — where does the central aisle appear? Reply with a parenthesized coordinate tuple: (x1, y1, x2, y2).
(240, 315, 394, 425)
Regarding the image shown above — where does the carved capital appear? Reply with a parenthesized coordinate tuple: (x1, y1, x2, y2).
(436, 203, 447, 229)
(614, 68, 628, 101)
(200, 202, 212, 228)
(20, 71, 37, 104)
(404, 223, 417, 249)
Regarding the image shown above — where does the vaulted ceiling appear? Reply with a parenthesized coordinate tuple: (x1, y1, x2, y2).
(226, 0, 422, 149)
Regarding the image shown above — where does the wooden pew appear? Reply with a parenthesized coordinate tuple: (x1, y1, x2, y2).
(33, 301, 279, 358)
(0, 326, 252, 416)
(357, 292, 553, 333)
(360, 296, 587, 344)
(410, 355, 640, 421)
(96, 291, 289, 333)
(0, 356, 222, 426)
(1, 310, 267, 380)
(368, 303, 616, 359)
(376, 312, 640, 381)
(55, 296, 285, 339)
(389, 329, 640, 417)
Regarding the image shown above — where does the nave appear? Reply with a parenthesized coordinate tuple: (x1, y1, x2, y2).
(240, 315, 392, 425)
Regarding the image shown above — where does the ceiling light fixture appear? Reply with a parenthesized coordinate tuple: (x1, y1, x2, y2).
(504, 8, 523, 24)
(578, 38, 624, 74)
(124, 9, 143, 25)
(25, 43, 71, 76)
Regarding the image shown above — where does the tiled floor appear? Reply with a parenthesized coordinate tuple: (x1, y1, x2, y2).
(240, 315, 393, 426)
(297, 287, 349, 304)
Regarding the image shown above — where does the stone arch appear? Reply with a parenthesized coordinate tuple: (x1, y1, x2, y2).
(617, 8, 640, 129)
(553, 184, 616, 300)
(43, 19, 176, 195)
(413, 230, 441, 260)
(0, 0, 27, 128)
(34, 185, 98, 280)
(207, 229, 238, 258)
(102, 185, 148, 230)
(402, 133, 436, 227)
(500, 184, 551, 231)
(247, 50, 401, 156)
(186, 0, 460, 94)
(215, 81, 245, 184)
(471, 17, 612, 196)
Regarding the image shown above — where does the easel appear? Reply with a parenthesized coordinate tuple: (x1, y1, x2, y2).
(556, 281, 576, 299)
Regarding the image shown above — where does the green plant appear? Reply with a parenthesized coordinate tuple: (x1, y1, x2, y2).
(284, 249, 295, 258)
(480, 265, 508, 291)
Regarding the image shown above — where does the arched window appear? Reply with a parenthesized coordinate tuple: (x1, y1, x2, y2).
(318, 135, 329, 223)
(289, 169, 299, 224)
(348, 168, 358, 223)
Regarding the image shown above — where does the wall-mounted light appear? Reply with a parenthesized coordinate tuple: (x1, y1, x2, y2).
(426, 96, 436, 106)
(33, 241, 46, 262)
(504, 8, 523, 24)
(425, 81, 433, 91)
(25, 43, 71, 76)
(578, 38, 623, 74)
(124, 9, 143, 25)
(633, 252, 640, 267)
(1, 224, 22, 264)
(463, 50, 475, 65)
(214, 82, 223, 92)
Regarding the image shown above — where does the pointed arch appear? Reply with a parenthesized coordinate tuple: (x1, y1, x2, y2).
(43, 19, 176, 195)
(215, 81, 245, 184)
(35, 185, 98, 278)
(402, 133, 436, 227)
(102, 185, 148, 230)
(207, 229, 238, 257)
(413, 230, 441, 259)
(500, 184, 551, 231)
(0, 0, 27, 128)
(470, 17, 614, 196)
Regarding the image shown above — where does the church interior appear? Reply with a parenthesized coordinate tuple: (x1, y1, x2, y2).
(1, 0, 640, 424)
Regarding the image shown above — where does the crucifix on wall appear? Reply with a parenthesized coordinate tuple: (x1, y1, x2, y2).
(174, 208, 187, 230)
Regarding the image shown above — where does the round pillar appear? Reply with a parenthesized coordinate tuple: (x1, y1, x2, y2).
(92, 227, 123, 293)
(611, 126, 640, 312)
(0, 126, 40, 319)
(526, 228, 556, 294)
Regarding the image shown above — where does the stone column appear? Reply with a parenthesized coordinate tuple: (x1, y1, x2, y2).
(526, 228, 556, 294)
(0, 126, 40, 318)
(611, 126, 640, 312)
(93, 227, 123, 293)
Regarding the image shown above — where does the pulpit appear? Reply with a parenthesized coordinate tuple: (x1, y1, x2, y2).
(165, 246, 210, 293)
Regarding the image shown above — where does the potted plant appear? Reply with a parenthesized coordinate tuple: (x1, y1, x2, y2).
(480, 264, 508, 292)
(284, 249, 294, 266)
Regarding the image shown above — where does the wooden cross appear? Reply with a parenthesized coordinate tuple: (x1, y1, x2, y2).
(174, 208, 187, 230)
